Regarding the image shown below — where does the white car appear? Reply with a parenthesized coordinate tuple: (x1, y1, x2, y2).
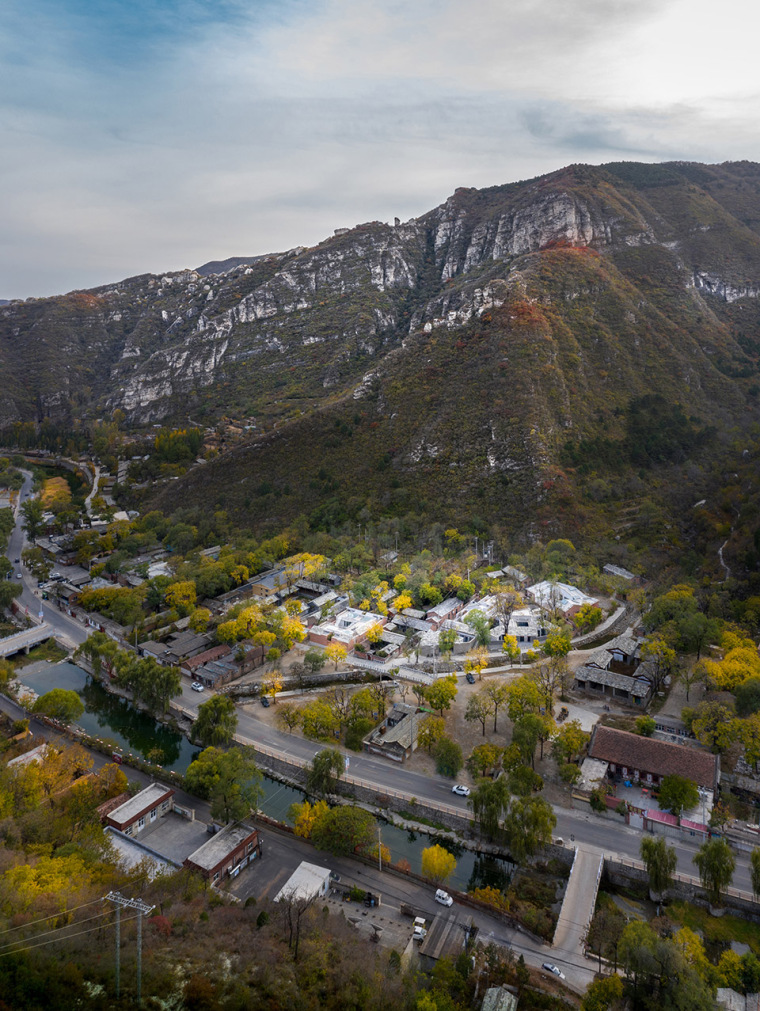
(451, 784, 470, 797)
(542, 962, 565, 980)
(191, 682, 204, 693)
(434, 889, 453, 907)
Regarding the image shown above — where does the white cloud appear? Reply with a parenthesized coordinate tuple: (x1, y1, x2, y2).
(1, 0, 759, 298)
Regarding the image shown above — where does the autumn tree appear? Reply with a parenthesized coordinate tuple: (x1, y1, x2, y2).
(418, 715, 446, 754)
(551, 719, 589, 764)
(300, 699, 340, 740)
(276, 702, 302, 733)
(421, 844, 456, 885)
(467, 743, 504, 779)
(423, 675, 458, 716)
(465, 691, 495, 736)
(324, 643, 347, 670)
(311, 805, 375, 856)
(483, 681, 509, 732)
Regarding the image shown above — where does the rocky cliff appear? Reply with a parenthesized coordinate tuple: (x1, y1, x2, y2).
(3, 161, 760, 531)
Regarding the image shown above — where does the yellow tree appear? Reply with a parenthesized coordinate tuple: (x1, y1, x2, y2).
(289, 799, 329, 839)
(261, 674, 283, 703)
(421, 844, 456, 885)
(325, 643, 347, 670)
(365, 623, 384, 646)
(394, 592, 413, 612)
(165, 580, 197, 614)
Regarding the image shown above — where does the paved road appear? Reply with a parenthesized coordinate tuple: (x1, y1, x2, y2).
(10, 471, 88, 649)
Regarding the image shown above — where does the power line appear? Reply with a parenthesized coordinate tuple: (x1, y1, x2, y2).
(0, 913, 139, 958)
(0, 897, 104, 936)
(0, 909, 112, 953)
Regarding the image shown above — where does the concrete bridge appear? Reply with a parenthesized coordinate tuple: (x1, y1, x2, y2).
(0, 623, 55, 658)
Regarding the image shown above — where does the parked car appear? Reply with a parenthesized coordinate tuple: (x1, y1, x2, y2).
(260, 696, 271, 707)
(465, 671, 476, 684)
(542, 963, 565, 980)
(435, 889, 453, 907)
(451, 784, 470, 797)
(13, 558, 19, 564)
(15, 573, 22, 579)
(191, 682, 204, 693)
(330, 871, 341, 883)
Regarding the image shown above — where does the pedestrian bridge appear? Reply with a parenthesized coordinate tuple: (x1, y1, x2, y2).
(0, 623, 55, 658)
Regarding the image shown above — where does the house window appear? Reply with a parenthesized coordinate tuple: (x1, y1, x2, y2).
(213, 871, 219, 882)
(646, 773, 653, 784)
(137, 817, 145, 829)
(150, 809, 157, 821)
(248, 842, 255, 853)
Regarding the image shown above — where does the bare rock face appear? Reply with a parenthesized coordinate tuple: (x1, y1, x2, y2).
(1, 160, 759, 432)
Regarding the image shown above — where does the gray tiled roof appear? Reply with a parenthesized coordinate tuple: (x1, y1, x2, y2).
(575, 665, 651, 697)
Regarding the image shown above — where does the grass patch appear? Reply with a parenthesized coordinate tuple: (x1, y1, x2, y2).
(394, 810, 449, 831)
(12, 639, 68, 668)
(668, 899, 760, 954)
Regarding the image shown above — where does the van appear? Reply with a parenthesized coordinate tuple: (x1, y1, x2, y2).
(435, 889, 453, 907)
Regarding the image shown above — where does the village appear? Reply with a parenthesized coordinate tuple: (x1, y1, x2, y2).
(2, 452, 760, 1010)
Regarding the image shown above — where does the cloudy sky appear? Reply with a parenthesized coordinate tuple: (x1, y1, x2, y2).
(3, 0, 759, 299)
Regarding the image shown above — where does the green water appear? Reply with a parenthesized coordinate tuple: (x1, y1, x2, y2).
(18, 661, 198, 772)
(19, 663, 514, 890)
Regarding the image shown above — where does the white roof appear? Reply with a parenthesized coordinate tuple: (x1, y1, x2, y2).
(274, 861, 331, 903)
(108, 783, 173, 826)
(528, 581, 597, 612)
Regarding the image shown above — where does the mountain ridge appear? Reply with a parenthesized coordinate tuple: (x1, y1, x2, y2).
(3, 160, 760, 547)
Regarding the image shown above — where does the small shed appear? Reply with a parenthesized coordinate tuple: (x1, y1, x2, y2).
(184, 821, 261, 883)
(274, 861, 331, 904)
(106, 783, 175, 837)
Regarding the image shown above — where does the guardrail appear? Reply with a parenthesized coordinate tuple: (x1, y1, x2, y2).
(233, 731, 468, 820)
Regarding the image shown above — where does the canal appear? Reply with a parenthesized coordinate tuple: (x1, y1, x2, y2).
(18, 661, 514, 892)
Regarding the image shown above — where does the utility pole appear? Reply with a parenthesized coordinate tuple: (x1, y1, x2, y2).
(378, 823, 382, 872)
(106, 892, 154, 1005)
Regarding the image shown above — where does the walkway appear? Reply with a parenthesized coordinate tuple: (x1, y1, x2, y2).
(552, 843, 604, 963)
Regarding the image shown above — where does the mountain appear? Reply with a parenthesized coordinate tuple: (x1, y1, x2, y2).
(2, 161, 760, 546)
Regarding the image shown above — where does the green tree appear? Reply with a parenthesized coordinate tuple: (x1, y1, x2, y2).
(310, 805, 375, 856)
(635, 715, 656, 736)
(469, 777, 511, 840)
(185, 746, 263, 824)
(464, 609, 492, 647)
(657, 774, 699, 818)
(502, 796, 556, 863)
(192, 694, 238, 747)
(421, 844, 456, 885)
(542, 629, 571, 657)
(694, 837, 735, 907)
(32, 688, 84, 725)
(640, 834, 677, 897)
(751, 847, 760, 901)
(438, 628, 457, 657)
(307, 748, 344, 797)
(434, 735, 463, 777)
(20, 498, 44, 540)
